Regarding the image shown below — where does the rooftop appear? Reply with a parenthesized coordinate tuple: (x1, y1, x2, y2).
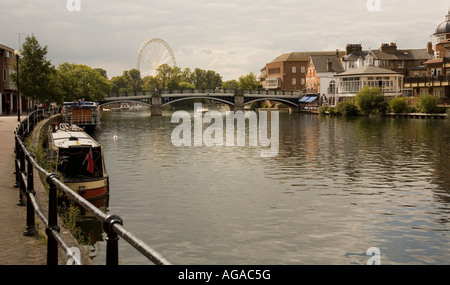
(309, 55, 344, 73)
(270, 51, 345, 63)
(335, 65, 402, 77)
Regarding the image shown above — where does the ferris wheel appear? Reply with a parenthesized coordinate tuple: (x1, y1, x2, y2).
(136, 38, 176, 77)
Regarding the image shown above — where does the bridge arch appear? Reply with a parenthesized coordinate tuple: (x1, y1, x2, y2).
(161, 96, 235, 107)
(244, 97, 299, 108)
(99, 100, 152, 108)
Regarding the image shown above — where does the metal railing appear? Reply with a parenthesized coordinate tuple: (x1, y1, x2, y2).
(14, 109, 171, 265)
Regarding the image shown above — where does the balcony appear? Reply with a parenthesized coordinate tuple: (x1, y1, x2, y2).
(404, 75, 450, 88)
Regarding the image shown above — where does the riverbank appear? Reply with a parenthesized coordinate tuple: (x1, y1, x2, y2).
(0, 115, 94, 265)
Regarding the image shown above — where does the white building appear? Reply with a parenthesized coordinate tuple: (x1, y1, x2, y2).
(334, 62, 404, 103)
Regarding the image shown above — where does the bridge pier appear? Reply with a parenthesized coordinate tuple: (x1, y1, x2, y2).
(233, 90, 245, 112)
(151, 92, 162, 116)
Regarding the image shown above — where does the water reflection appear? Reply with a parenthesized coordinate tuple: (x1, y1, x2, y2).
(84, 110, 449, 265)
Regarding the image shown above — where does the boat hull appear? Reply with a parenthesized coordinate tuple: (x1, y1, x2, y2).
(65, 177, 109, 201)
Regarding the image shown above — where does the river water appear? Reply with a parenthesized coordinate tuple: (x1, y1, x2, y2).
(82, 107, 450, 265)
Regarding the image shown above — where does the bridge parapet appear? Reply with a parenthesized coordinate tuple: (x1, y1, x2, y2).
(106, 89, 302, 98)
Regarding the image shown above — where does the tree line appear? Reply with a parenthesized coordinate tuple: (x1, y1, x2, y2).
(12, 34, 260, 105)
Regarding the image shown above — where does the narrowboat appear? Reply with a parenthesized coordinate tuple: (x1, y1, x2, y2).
(48, 123, 109, 201)
(62, 101, 100, 130)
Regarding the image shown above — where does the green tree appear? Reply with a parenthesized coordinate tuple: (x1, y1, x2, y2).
(125, 69, 142, 95)
(238, 72, 259, 90)
(336, 100, 359, 116)
(155, 64, 173, 89)
(222, 79, 239, 90)
(178, 82, 195, 90)
(55, 63, 111, 101)
(142, 76, 160, 91)
(417, 94, 438, 113)
(389, 97, 408, 113)
(355, 86, 388, 115)
(191, 68, 207, 89)
(13, 34, 56, 103)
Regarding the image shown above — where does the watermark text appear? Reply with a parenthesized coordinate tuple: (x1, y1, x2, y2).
(171, 103, 279, 157)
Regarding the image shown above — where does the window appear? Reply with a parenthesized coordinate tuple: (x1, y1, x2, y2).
(339, 77, 361, 93)
(292, 66, 296, 73)
(301, 78, 305, 85)
(3, 69, 7, 81)
(266, 77, 280, 89)
(329, 80, 336, 94)
(434, 88, 445, 97)
(301, 66, 305, 73)
(292, 78, 296, 85)
(398, 61, 404, 68)
(268, 68, 281, 75)
(363, 76, 395, 92)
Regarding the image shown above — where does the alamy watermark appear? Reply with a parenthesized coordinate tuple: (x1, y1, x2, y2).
(66, 247, 81, 265)
(366, 0, 381, 12)
(171, 103, 279, 157)
(367, 247, 381, 265)
(66, 0, 81, 12)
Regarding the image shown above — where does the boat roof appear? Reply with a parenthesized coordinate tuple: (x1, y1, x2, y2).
(51, 129, 101, 149)
(63, 101, 99, 109)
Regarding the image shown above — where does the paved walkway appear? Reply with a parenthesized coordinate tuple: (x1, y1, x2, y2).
(0, 116, 47, 265)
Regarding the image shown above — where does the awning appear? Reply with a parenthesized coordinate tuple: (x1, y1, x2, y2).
(299, 95, 318, 103)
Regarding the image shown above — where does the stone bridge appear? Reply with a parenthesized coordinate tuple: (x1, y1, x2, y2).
(101, 89, 302, 115)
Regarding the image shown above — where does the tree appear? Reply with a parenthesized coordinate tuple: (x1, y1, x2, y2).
(142, 76, 160, 91)
(222, 80, 239, 90)
(155, 64, 173, 89)
(355, 86, 388, 115)
(417, 94, 438, 113)
(389, 97, 408, 113)
(238, 73, 259, 90)
(336, 100, 359, 116)
(55, 63, 111, 101)
(13, 34, 56, 103)
(125, 69, 142, 95)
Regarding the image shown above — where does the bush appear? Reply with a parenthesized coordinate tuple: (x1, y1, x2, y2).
(355, 86, 388, 115)
(318, 105, 329, 115)
(336, 100, 359, 116)
(417, 94, 438, 113)
(389, 97, 408, 113)
(328, 107, 338, 115)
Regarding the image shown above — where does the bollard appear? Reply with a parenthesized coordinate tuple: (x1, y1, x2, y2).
(103, 214, 123, 265)
(23, 153, 38, 236)
(46, 173, 60, 265)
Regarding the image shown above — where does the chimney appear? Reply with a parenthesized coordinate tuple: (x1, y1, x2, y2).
(336, 49, 339, 58)
(427, 42, 434, 55)
(380, 43, 397, 52)
(327, 58, 333, 72)
(345, 44, 362, 55)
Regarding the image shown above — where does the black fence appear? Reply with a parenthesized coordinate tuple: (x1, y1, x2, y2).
(14, 109, 171, 265)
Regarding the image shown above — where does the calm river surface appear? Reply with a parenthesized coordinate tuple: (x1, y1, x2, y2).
(83, 108, 450, 265)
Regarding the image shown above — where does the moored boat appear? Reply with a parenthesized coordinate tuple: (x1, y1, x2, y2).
(62, 101, 100, 130)
(48, 123, 109, 201)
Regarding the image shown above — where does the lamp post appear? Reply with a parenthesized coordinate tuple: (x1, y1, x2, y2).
(14, 50, 20, 122)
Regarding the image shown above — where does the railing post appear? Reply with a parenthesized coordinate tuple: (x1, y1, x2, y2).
(46, 173, 60, 265)
(17, 141, 26, 206)
(24, 153, 38, 236)
(103, 214, 123, 265)
(14, 135, 20, 189)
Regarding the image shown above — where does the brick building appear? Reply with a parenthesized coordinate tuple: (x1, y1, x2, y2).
(261, 51, 345, 92)
(1, 43, 19, 115)
(403, 9, 450, 100)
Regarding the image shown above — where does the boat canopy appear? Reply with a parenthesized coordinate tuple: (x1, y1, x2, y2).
(299, 95, 318, 103)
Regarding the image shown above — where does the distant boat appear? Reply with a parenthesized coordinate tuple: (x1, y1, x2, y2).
(48, 123, 109, 201)
(62, 101, 100, 131)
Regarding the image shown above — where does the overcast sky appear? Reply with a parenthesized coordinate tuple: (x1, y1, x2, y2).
(1, 0, 449, 81)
